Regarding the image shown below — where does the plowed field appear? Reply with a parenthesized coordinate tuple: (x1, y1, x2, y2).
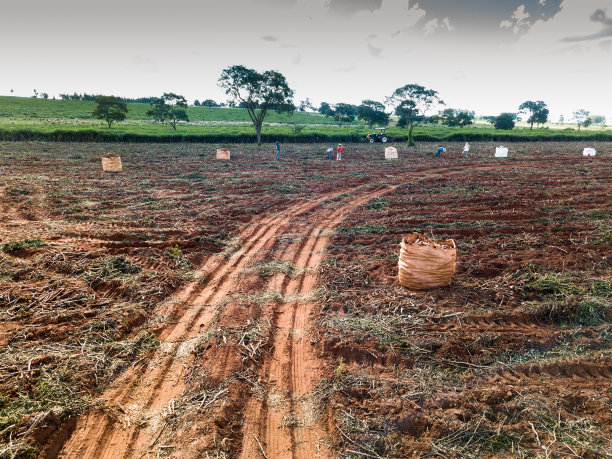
(1, 141, 610, 458)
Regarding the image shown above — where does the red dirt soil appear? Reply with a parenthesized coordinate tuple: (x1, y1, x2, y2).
(0, 141, 610, 458)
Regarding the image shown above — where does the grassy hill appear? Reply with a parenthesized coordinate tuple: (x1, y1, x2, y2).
(0, 96, 351, 125)
(1, 96, 611, 143)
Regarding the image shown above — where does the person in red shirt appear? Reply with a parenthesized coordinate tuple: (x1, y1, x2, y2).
(337, 144, 345, 161)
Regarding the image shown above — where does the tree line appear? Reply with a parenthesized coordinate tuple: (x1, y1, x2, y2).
(85, 66, 606, 144)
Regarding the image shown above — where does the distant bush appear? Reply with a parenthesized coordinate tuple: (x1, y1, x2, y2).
(494, 113, 515, 130)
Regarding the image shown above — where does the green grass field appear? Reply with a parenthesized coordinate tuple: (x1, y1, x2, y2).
(0, 96, 350, 125)
(1, 96, 610, 143)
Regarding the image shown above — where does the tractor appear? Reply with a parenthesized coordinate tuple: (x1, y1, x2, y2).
(366, 128, 389, 143)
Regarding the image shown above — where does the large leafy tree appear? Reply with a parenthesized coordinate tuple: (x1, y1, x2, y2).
(318, 102, 334, 118)
(493, 113, 515, 130)
(439, 108, 474, 128)
(332, 103, 358, 125)
(147, 93, 189, 130)
(518, 100, 549, 130)
(201, 99, 220, 107)
(387, 84, 444, 146)
(219, 65, 294, 145)
(572, 109, 590, 130)
(357, 100, 389, 128)
(92, 96, 128, 128)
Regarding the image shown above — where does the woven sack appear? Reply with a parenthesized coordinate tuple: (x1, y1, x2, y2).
(398, 233, 456, 290)
(385, 147, 398, 160)
(583, 148, 596, 157)
(216, 148, 231, 160)
(101, 154, 122, 172)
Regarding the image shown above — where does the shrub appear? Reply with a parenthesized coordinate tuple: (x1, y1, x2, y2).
(99, 256, 140, 278)
(494, 113, 515, 130)
(1, 238, 46, 255)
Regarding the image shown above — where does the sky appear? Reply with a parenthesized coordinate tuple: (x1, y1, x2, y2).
(1, 0, 611, 121)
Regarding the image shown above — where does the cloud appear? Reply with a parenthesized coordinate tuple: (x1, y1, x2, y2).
(411, 0, 562, 38)
(351, 0, 426, 40)
(261, 35, 278, 42)
(592, 8, 612, 25)
(128, 55, 158, 73)
(367, 43, 383, 58)
(512, 0, 612, 65)
(599, 39, 612, 51)
(333, 65, 357, 72)
(292, 53, 302, 65)
(327, 0, 382, 16)
(261, 0, 297, 5)
(562, 8, 612, 42)
(423, 17, 455, 35)
(500, 5, 531, 34)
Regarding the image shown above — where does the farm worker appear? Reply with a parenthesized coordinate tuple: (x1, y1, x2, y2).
(337, 144, 345, 161)
(463, 142, 470, 158)
(435, 146, 445, 158)
(326, 147, 334, 159)
(276, 141, 281, 161)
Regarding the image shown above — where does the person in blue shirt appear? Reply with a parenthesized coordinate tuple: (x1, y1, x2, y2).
(435, 146, 445, 157)
(326, 147, 334, 159)
(276, 141, 281, 161)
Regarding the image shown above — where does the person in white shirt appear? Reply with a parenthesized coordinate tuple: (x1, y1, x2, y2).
(463, 142, 470, 158)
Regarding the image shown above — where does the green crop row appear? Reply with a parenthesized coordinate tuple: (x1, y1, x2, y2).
(1, 127, 611, 144)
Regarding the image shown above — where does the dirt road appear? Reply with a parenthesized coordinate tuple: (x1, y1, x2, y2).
(54, 184, 394, 458)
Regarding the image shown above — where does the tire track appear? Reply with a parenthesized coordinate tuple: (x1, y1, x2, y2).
(423, 314, 544, 334)
(55, 190, 367, 459)
(239, 186, 396, 459)
(491, 360, 612, 384)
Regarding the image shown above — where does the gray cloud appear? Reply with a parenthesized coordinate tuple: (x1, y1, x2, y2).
(327, 0, 382, 16)
(367, 43, 382, 58)
(563, 9, 612, 42)
(414, 0, 562, 37)
(592, 8, 612, 25)
(333, 65, 357, 73)
(260, 0, 297, 6)
(261, 35, 278, 42)
(128, 56, 158, 73)
(424, 16, 455, 35)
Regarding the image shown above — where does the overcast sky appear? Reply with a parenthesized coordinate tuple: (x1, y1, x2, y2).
(1, 0, 611, 120)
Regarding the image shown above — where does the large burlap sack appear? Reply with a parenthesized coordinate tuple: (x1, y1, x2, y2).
(101, 153, 122, 172)
(216, 148, 231, 160)
(398, 233, 456, 290)
(385, 147, 398, 160)
(495, 147, 508, 158)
